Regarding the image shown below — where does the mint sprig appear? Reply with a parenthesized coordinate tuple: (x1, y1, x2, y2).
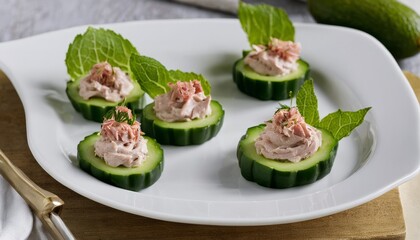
(238, 1, 295, 46)
(129, 54, 170, 98)
(130, 54, 211, 98)
(296, 79, 371, 141)
(296, 80, 320, 126)
(65, 27, 139, 81)
(318, 108, 371, 141)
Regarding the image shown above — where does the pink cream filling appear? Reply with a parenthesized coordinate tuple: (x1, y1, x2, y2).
(244, 38, 301, 76)
(154, 80, 212, 122)
(79, 62, 134, 102)
(255, 107, 322, 162)
(94, 106, 147, 167)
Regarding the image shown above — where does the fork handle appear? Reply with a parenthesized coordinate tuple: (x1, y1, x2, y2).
(0, 149, 66, 239)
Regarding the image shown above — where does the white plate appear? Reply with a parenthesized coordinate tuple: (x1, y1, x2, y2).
(0, 19, 419, 226)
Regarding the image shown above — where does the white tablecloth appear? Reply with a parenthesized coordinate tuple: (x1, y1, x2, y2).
(0, 176, 49, 240)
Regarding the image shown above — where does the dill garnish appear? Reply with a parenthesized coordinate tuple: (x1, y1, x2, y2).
(104, 107, 136, 125)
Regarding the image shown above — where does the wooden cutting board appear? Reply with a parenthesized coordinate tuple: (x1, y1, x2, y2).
(0, 71, 406, 239)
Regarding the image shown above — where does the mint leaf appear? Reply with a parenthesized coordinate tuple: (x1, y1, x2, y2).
(296, 79, 319, 126)
(130, 54, 212, 98)
(65, 27, 139, 81)
(169, 70, 211, 96)
(130, 54, 170, 99)
(295, 79, 370, 141)
(238, 1, 295, 46)
(318, 107, 371, 141)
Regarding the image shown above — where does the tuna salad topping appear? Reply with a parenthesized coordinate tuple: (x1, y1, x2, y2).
(79, 62, 134, 102)
(255, 107, 322, 162)
(154, 80, 212, 122)
(244, 38, 301, 76)
(94, 106, 147, 167)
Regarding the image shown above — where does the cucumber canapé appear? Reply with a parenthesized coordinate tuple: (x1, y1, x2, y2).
(77, 133, 163, 191)
(141, 100, 224, 146)
(233, 58, 310, 100)
(237, 124, 338, 189)
(66, 78, 144, 122)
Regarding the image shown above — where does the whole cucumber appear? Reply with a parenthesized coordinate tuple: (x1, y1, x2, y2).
(308, 0, 420, 59)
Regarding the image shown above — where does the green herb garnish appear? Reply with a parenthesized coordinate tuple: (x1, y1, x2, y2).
(277, 103, 291, 112)
(129, 54, 211, 98)
(104, 107, 136, 125)
(318, 108, 371, 141)
(296, 79, 371, 141)
(276, 91, 294, 112)
(238, 1, 295, 46)
(296, 80, 320, 126)
(65, 27, 139, 81)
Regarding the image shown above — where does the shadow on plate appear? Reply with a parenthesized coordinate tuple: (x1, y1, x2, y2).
(39, 81, 75, 123)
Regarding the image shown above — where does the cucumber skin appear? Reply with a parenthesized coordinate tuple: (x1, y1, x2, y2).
(141, 101, 224, 146)
(308, 0, 420, 59)
(77, 133, 164, 191)
(233, 58, 310, 100)
(237, 126, 338, 189)
(66, 80, 144, 123)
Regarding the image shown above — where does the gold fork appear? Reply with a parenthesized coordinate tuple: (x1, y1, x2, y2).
(0, 149, 74, 240)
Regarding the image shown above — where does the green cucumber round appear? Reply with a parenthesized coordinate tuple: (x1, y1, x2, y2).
(141, 100, 224, 146)
(237, 124, 338, 189)
(77, 133, 164, 191)
(66, 78, 144, 122)
(233, 58, 310, 100)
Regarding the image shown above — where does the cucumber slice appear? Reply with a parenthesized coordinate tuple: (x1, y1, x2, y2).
(77, 133, 164, 191)
(233, 58, 310, 100)
(66, 78, 144, 122)
(237, 124, 338, 188)
(141, 100, 224, 146)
